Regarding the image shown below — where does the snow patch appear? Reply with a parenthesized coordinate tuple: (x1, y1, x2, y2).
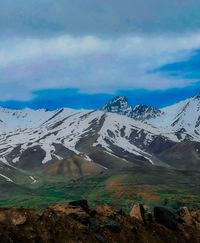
(0, 173, 14, 183)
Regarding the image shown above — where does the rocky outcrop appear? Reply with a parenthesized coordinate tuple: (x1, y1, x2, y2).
(179, 207, 194, 226)
(0, 201, 200, 243)
(190, 209, 200, 230)
(94, 204, 117, 217)
(130, 203, 146, 223)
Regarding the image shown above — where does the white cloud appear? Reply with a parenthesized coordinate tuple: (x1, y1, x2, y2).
(0, 33, 200, 100)
(1, 34, 200, 66)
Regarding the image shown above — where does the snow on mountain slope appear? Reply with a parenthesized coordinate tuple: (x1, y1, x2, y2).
(103, 95, 200, 138)
(93, 112, 180, 158)
(0, 161, 34, 185)
(0, 107, 77, 132)
(0, 173, 13, 183)
(0, 108, 195, 169)
(148, 95, 200, 134)
(130, 104, 163, 121)
(0, 110, 101, 165)
(1, 94, 200, 171)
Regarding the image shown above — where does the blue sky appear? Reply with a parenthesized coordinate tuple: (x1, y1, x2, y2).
(0, 0, 200, 110)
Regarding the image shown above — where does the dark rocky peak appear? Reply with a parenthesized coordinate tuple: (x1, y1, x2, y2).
(103, 96, 162, 120)
(103, 96, 129, 114)
(130, 104, 163, 120)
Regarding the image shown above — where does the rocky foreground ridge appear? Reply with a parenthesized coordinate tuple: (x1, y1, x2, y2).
(0, 200, 200, 243)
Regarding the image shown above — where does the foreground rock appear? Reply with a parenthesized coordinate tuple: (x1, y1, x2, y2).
(130, 203, 146, 223)
(179, 207, 194, 226)
(0, 201, 200, 242)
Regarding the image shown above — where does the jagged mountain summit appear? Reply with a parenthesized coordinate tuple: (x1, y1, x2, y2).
(103, 96, 163, 121)
(1, 94, 200, 184)
(103, 96, 130, 114)
(130, 104, 163, 120)
(103, 94, 200, 135)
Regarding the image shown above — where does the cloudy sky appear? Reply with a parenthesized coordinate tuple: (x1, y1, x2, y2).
(1, 0, 200, 109)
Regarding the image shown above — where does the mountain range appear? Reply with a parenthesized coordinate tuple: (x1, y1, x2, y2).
(1, 94, 200, 184)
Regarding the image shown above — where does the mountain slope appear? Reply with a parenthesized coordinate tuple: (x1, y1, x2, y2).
(103, 94, 200, 135)
(0, 108, 198, 171)
(1, 94, 200, 173)
(157, 141, 200, 170)
(0, 107, 77, 132)
(148, 95, 200, 135)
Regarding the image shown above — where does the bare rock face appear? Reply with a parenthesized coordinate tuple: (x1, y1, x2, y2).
(130, 204, 146, 223)
(191, 209, 200, 223)
(12, 214, 27, 226)
(94, 205, 117, 217)
(49, 202, 87, 215)
(191, 209, 200, 230)
(0, 209, 27, 226)
(49, 202, 90, 225)
(179, 207, 194, 226)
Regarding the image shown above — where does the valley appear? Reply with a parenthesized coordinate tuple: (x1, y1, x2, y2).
(0, 95, 200, 210)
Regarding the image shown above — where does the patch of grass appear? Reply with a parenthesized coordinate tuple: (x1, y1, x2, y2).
(0, 167, 200, 212)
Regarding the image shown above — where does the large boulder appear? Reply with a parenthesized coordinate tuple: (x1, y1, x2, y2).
(12, 213, 27, 226)
(48, 203, 90, 227)
(191, 209, 200, 230)
(191, 209, 200, 223)
(130, 204, 146, 223)
(179, 207, 194, 226)
(154, 206, 178, 230)
(0, 209, 27, 226)
(105, 218, 121, 233)
(94, 205, 117, 217)
(49, 202, 89, 218)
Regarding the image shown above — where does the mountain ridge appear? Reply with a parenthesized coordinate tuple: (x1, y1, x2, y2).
(1, 94, 200, 183)
(102, 96, 163, 121)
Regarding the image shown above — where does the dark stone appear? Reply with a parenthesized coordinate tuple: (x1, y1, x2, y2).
(90, 219, 100, 232)
(68, 200, 89, 212)
(69, 213, 89, 225)
(154, 207, 178, 230)
(131, 226, 138, 234)
(89, 209, 97, 217)
(146, 213, 153, 222)
(95, 233, 105, 243)
(105, 218, 121, 233)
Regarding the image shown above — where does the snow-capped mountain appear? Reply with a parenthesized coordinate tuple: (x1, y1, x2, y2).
(103, 95, 200, 136)
(0, 94, 200, 183)
(0, 109, 170, 168)
(103, 96, 130, 114)
(148, 95, 200, 135)
(0, 107, 77, 132)
(103, 96, 162, 120)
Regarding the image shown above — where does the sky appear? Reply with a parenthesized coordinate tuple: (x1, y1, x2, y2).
(1, 0, 200, 110)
